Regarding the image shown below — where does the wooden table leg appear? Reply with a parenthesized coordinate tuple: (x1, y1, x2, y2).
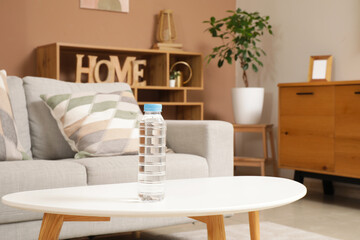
(39, 213, 64, 240)
(248, 211, 260, 240)
(38, 213, 111, 240)
(190, 215, 226, 240)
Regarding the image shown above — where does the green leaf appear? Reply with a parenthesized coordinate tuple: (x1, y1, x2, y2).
(216, 23, 224, 29)
(256, 51, 261, 57)
(211, 17, 216, 24)
(243, 63, 249, 70)
(210, 28, 217, 37)
(252, 64, 258, 72)
(218, 59, 224, 67)
(226, 49, 232, 56)
(226, 56, 232, 64)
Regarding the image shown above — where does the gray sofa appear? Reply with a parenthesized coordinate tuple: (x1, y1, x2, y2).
(0, 76, 234, 240)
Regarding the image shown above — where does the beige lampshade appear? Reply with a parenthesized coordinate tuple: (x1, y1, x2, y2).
(156, 9, 176, 43)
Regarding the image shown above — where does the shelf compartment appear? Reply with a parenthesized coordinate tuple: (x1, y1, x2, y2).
(169, 53, 203, 88)
(136, 89, 185, 103)
(138, 103, 203, 120)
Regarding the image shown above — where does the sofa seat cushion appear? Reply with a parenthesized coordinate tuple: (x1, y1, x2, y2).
(0, 160, 87, 224)
(69, 153, 209, 185)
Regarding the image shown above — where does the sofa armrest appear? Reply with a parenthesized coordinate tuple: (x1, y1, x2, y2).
(166, 120, 234, 177)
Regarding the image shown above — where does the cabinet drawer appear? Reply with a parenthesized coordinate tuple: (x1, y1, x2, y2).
(279, 86, 334, 116)
(335, 85, 360, 115)
(279, 116, 334, 172)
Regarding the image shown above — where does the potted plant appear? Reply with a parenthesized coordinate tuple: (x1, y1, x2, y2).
(169, 70, 180, 87)
(204, 8, 273, 124)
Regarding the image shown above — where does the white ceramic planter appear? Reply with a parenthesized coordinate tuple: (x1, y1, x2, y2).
(232, 87, 264, 124)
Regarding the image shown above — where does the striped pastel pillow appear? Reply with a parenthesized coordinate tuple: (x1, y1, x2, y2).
(41, 90, 142, 158)
(0, 70, 29, 160)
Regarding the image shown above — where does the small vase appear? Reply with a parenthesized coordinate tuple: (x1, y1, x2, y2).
(232, 87, 264, 124)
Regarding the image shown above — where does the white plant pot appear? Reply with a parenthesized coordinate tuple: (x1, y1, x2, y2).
(232, 87, 264, 124)
(169, 79, 176, 87)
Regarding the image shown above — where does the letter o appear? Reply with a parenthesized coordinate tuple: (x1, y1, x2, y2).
(94, 60, 115, 83)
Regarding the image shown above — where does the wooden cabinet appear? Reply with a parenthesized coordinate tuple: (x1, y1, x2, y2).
(278, 81, 360, 179)
(36, 42, 203, 120)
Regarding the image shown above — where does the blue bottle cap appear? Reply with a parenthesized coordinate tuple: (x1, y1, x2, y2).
(144, 104, 162, 112)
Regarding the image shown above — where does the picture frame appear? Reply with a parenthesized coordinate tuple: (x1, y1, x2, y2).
(307, 55, 333, 82)
(80, 0, 129, 13)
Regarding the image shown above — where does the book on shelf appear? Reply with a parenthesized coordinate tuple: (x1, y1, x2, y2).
(152, 42, 183, 51)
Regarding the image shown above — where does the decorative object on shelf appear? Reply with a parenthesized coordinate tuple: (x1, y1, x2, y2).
(75, 54, 147, 86)
(204, 8, 273, 124)
(170, 61, 192, 87)
(153, 9, 183, 51)
(308, 55, 333, 82)
(80, 0, 129, 13)
(169, 71, 180, 87)
(153, 42, 183, 51)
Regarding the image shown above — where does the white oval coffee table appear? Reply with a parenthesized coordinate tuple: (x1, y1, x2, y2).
(2, 176, 306, 240)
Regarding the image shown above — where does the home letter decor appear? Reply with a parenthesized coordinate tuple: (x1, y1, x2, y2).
(75, 54, 98, 83)
(132, 60, 147, 86)
(94, 60, 115, 83)
(110, 56, 135, 84)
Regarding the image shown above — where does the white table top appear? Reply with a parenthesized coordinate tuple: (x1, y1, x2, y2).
(2, 176, 306, 218)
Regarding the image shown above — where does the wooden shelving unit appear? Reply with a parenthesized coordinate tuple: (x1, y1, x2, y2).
(36, 42, 203, 120)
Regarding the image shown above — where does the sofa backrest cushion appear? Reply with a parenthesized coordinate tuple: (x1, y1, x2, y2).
(23, 76, 133, 160)
(0, 71, 31, 160)
(7, 76, 33, 158)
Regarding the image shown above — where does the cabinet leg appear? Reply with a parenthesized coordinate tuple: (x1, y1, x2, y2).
(294, 171, 304, 183)
(323, 180, 334, 195)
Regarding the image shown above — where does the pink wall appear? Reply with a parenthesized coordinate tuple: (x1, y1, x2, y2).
(0, 0, 235, 122)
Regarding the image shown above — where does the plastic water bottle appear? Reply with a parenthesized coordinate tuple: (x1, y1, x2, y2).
(138, 104, 166, 201)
